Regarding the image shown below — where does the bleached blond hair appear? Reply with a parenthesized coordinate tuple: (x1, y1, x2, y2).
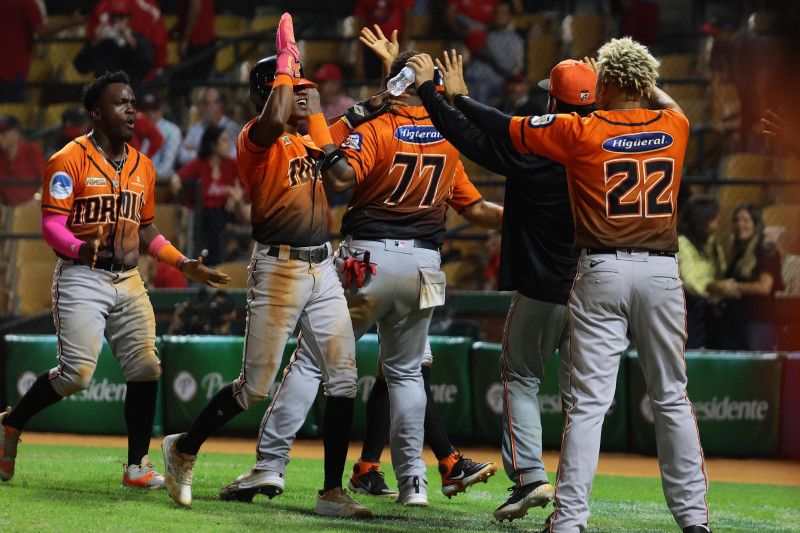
(596, 37, 660, 98)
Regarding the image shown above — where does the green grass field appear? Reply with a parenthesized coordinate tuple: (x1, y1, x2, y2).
(1, 444, 798, 533)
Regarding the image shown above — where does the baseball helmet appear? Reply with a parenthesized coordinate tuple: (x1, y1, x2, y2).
(249, 55, 317, 100)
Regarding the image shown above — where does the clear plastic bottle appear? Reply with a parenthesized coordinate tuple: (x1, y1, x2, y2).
(387, 66, 416, 96)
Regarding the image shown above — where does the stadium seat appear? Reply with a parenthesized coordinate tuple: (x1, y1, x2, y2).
(215, 14, 248, 37)
(249, 14, 281, 33)
(514, 13, 549, 32)
(680, 97, 711, 126)
(410, 14, 433, 37)
(569, 13, 606, 59)
(297, 40, 346, 75)
(0, 103, 38, 130)
(26, 58, 54, 105)
(526, 35, 560, 83)
(213, 261, 250, 289)
(11, 259, 56, 316)
(659, 83, 706, 101)
(61, 62, 94, 84)
(42, 103, 75, 129)
(46, 41, 85, 68)
(154, 203, 186, 249)
(658, 54, 697, 79)
(408, 39, 449, 59)
(778, 157, 800, 181)
(719, 153, 776, 180)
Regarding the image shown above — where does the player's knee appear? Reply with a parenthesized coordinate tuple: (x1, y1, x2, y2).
(122, 350, 162, 382)
(236, 385, 267, 410)
(51, 365, 94, 396)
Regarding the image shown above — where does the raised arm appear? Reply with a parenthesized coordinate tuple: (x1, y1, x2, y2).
(643, 85, 685, 115)
(248, 13, 299, 148)
(410, 51, 524, 176)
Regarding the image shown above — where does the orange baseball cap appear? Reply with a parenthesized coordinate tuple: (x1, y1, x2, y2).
(538, 59, 596, 106)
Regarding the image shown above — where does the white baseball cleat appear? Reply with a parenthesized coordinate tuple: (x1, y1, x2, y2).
(123, 455, 166, 490)
(395, 475, 429, 507)
(161, 433, 196, 506)
(219, 469, 285, 502)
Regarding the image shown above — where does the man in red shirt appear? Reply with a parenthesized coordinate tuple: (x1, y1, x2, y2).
(353, 0, 415, 79)
(0, 0, 86, 102)
(168, 0, 216, 100)
(0, 115, 45, 206)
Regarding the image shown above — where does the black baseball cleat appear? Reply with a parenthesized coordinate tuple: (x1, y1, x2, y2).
(493, 480, 555, 522)
(347, 461, 398, 497)
(439, 450, 497, 498)
(683, 525, 712, 533)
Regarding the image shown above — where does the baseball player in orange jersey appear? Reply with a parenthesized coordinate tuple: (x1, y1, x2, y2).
(0, 71, 229, 489)
(160, 14, 383, 518)
(450, 37, 711, 533)
(315, 49, 502, 505)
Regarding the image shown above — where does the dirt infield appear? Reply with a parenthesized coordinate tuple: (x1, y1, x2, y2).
(20, 432, 800, 487)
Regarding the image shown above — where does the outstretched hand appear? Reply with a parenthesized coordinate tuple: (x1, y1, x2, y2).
(78, 226, 103, 270)
(435, 49, 469, 103)
(181, 257, 232, 288)
(762, 109, 800, 159)
(582, 56, 598, 73)
(406, 53, 435, 87)
(359, 25, 399, 66)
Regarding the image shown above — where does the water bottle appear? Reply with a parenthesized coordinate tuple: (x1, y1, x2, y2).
(387, 66, 416, 96)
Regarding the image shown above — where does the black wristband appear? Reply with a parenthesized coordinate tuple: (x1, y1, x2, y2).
(321, 149, 346, 173)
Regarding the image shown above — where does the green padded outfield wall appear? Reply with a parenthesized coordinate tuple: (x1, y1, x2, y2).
(470, 342, 628, 450)
(346, 334, 474, 440)
(160, 335, 319, 437)
(627, 351, 783, 457)
(3, 335, 164, 435)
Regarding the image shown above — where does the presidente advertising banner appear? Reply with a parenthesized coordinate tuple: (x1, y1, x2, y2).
(627, 351, 783, 457)
(3, 335, 164, 435)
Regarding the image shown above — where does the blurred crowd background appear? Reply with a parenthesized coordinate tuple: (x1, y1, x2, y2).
(1, 0, 799, 352)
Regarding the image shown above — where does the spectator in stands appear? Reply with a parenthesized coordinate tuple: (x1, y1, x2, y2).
(716, 203, 785, 351)
(44, 107, 92, 159)
(171, 125, 241, 266)
(0, 115, 45, 206)
(313, 63, 357, 121)
(619, 0, 660, 46)
(482, 230, 501, 290)
(764, 225, 800, 296)
(177, 87, 240, 165)
(495, 73, 548, 116)
(74, 0, 154, 90)
(140, 93, 182, 179)
(86, 0, 168, 81)
(0, 1, 87, 102)
(675, 196, 737, 349)
(352, 0, 415, 79)
(168, 0, 216, 100)
(444, 0, 521, 41)
(130, 109, 163, 158)
(140, 256, 189, 290)
(462, 2, 524, 104)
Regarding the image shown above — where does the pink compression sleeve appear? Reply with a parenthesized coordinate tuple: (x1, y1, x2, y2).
(41, 211, 85, 258)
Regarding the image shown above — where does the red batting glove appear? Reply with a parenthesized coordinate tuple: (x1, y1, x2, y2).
(341, 251, 377, 289)
(276, 12, 300, 77)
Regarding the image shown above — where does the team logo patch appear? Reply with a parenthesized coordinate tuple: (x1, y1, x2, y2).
(86, 177, 106, 187)
(49, 171, 73, 199)
(580, 90, 590, 101)
(341, 132, 362, 151)
(602, 132, 674, 154)
(394, 125, 444, 145)
(527, 114, 556, 128)
(282, 134, 293, 146)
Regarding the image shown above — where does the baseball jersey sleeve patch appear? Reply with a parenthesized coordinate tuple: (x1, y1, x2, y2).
(342, 132, 363, 151)
(49, 172, 74, 199)
(527, 114, 556, 128)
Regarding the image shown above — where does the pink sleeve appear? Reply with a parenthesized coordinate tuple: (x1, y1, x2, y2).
(41, 211, 84, 258)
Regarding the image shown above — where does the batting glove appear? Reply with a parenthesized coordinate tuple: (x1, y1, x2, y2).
(341, 251, 377, 289)
(342, 96, 391, 129)
(276, 12, 300, 77)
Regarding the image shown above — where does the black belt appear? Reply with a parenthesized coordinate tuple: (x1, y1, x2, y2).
(71, 258, 137, 272)
(585, 248, 675, 257)
(265, 244, 329, 263)
(354, 237, 440, 251)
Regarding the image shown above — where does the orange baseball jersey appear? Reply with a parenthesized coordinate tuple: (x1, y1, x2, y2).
(40, 135, 155, 266)
(509, 108, 689, 252)
(237, 118, 331, 247)
(339, 106, 482, 244)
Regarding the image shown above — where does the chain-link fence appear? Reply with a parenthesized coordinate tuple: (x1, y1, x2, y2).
(1, 1, 798, 350)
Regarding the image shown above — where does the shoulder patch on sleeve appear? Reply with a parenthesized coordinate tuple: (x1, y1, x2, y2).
(527, 114, 556, 128)
(48, 171, 73, 199)
(341, 132, 362, 152)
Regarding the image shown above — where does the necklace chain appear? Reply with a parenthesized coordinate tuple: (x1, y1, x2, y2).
(89, 131, 127, 179)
